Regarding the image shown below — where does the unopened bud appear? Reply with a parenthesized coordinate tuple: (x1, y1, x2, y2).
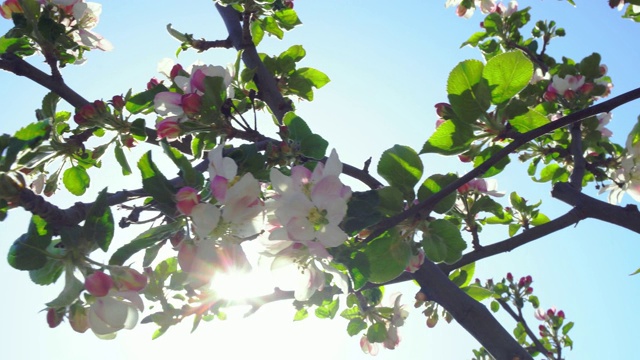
(69, 303, 89, 333)
(506, 272, 513, 282)
(111, 266, 148, 292)
(111, 95, 125, 110)
(46, 308, 64, 328)
(557, 310, 565, 319)
(84, 270, 113, 297)
(170, 64, 184, 79)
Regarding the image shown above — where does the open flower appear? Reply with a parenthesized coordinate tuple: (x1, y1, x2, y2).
(87, 290, 144, 339)
(457, 178, 504, 197)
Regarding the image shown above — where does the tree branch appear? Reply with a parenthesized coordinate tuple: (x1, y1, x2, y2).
(216, 4, 293, 123)
(568, 123, 585, 190)
(551, 182, 640, 233)
(367, 86, 640, 241)
(413, 259, 533, 360)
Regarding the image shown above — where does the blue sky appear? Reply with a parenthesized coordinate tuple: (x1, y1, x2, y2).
(1, 1, 639, 359)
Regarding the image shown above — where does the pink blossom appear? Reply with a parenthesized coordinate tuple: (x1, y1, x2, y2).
(360, 335, 380, 355)
(458, 178, 504, 197)
(110, 267, 148, 292)
(176, 187, 200, 215)
(405, 249, 425, 273)
(596, 112, 613, 138)
(546, 74, 585, 98)
(87, 290, 144, 339)
(156, 117, 181, 140)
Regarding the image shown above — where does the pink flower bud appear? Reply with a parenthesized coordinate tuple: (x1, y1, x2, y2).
(46, 308, 63, 328)
(0, 0, 22, 19)
(506, 272, 513, 282)
(177, 241, 197, 272)
(434, 102, 453, 118)
(547, 308, 556, 317)
(599, 64, 608, 76)
(73, 113, 88, 125)
(170, 64, 184, 79)
(78, 103, 97, 120)
(84, 270, 113, 297)
(123, 135, 136, 148)
(93, 100, 107, 114)
(435, 118, 446, 129)
(181, 93, 202, 116)
(563, 89, 576, 100)
(557, 310, 565, 319)
(518, 277, 525, 287)
(526, 287, 533, 294)
(526, 275, 532, 283)
(156, 118, 181, 140)
(111, 267, 148, 292)
(111, 95, 125, 110)
(578, 82, 594, 95)
(176, 186, 200, 215)
(543, 90, 557, 102)
(147, 77, 160, 90)
(458, 154, 472, 162)
(405, 249, 425, 273)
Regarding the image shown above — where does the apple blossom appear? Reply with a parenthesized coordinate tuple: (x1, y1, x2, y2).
(599, 155, 640, 204)
(87, 290, 144, 338)
(266, 241, 349, 301)
(208, 144, 239, 202)
(360, 335, 380, 355)
(457, 178, 505, 197)
(405, 249, 425, 273)
(176, 187, 201, 215)
(545, 74, 585, 99)
(269, 149, 352, 248)
(596, 112, 613, 138)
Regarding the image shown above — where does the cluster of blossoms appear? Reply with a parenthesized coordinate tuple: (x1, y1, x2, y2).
(47, 267, 147, 339)
(1, 0, 111, 52)
(543, 64, 612, 103)
(446, 0, 517, 19)
(173, 146, 354, 302)
(360, 293, 410, 355)
(152, 59, 234, 140)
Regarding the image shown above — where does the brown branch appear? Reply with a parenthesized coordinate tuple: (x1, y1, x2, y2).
(568, 123, 585, 190)
(366, 86, 640, 242)
(216, 3, 292, 123)
(551, 182, 640, 233)
(413, 259, 533, 360)
(191, 38, 233, 51)
(0, 53, 89, 108)
(497, 299, 550, 358)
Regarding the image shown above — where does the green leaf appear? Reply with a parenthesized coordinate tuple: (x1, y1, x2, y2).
(7, 216, 52, 270)
(449, 262, 475, 288)
(508, 223, 521, 237)
(417, 173, 459, 214)
(509, 109, 549, 133)
(531, 212, 550, 226)
(348, 252, 370, 291)
(283, 112, 312, 140)
(40, 92, 60, 119)
(278, 45, 306, 72)
(367, 322, 388, 343)
(377, 145, 423, 201)
(342, 190, 381, 235)
(535, 163, 569, 184)
(447, 59, 491, 124)
(482, 51, 534, 104)
(562, 321, 574, 335)
(315, 298, 339, 319)
(83, 188, 114, 252)
(294, 67, 330, 89)
(630, 267, 640, 276)
(126, 84, 170, 114)
(293, 308, 308, 321)
(420, 118, 474, 155)
(0, 36, 34, 56)
(364, 230, 411, 283)
(347, 318, 367, 336)
(161, 140, 203, 188)
(473, 146, 511, 177)
(273, 8, 302, 30)
(62, 165, 90, 196)
(143, 240, 167, 268)
(109, 221, 183, 265)
(137, 151, 176, 215)
(375, 186, 404, 216)
(299, 133, 328, 159)
(250, 19, 264, 45)
(46, 265, 84, 308)
(262, 16, 284, 39)
(114, 146, 132, 175)
(422, 219, 467, 264)
(461, 285, 493, 301)
(579, 53, 601, 79)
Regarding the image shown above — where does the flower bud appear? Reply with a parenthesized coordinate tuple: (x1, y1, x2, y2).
(599, 64, 608, 76)
(434, 102, 454, 119)
(526, 275, 533, 284)
(170, 63, 184, 79)
(93, 100, 107, 114)
(156, 118, 181, 140)
(526, 287, 533, 294)
(78, 103, 97, 120)
(176, 187, 200, 215)
(147, 77, 160, 90)
(111, 266, 148, 292)
(181, 93, 202, 116)
(69, 303, 89, 333)
(84, 270, 113, 297)
(0, 0, 22, 19)
(578, 82, 594, 95)
(563, 89, 576, 100)
(543, 90, 557, 102)
(547, 308, 556, 317)
(458, 154, 472, 163)
(405, 249, 425, 273)
(506, 272, 513, 282)
(46, 308, 64, 328)
(557, 310, 565, 319)
(111, 95, 125, 110)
